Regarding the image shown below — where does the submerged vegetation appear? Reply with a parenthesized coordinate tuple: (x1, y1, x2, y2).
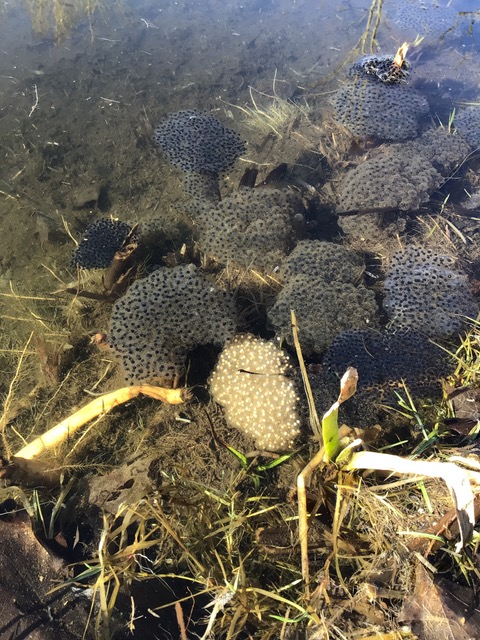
(232, 82, 312, 141)
(20, 0, 106, 38)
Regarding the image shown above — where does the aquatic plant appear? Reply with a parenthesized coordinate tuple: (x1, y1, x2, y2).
(233, 83, 311, 139)
(21, 0, 105, 40)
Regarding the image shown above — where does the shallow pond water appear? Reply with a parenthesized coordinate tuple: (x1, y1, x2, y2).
(1, 1, 480, 639)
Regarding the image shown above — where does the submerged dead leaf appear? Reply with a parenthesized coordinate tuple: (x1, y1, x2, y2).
(408, 495, 480, 556)
(445, 386, 480, 434)
(0, 511, 91, 639)
(87, 456, 154, 514)
(400, 564, 480, 640)
(448, 387, 480, 419)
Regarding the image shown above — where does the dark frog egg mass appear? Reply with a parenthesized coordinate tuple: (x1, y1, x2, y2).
(324, 328, 453, 402)
(454, 107, 480, 150)
(267, 240, 379, 354)
(186, 187, 305, 272)
(153, 110, 246, 174)
(72, 218, 133, 269)
(336, 144, 442, 213)
(383, 246, 477, 338)
(388, 0, 457, 37)
(108, 264, 237, 385)
(330, 80, 429, 141)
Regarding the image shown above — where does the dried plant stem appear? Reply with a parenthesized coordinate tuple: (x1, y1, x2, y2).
(357, 0, 384, 54)
(297, 449, 323, 601)
(290, 310, 321, 440)
(175, 602, 188, 640)
(0, 332, 34, 458)
(13, 384, 185, 462)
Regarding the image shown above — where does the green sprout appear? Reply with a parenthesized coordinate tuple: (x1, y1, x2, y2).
(322, 367, 359, 462)
(226, 444, 296, 489)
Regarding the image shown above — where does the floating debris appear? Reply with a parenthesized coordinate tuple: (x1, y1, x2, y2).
(350, 43, 411, 85)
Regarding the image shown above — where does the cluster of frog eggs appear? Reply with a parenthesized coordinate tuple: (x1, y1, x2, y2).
(186, 187, 304, 272)
(108, 264, 237, 384)
(209, 334, 301, 451)
(71, 218, 133, 269)
(267, 240, 379, 355)
(73, 95, 478, 451)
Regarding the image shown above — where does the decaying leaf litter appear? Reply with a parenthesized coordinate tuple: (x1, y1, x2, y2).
(2, 0, 480, 638)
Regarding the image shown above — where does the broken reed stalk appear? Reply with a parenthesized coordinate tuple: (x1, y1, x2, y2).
(344, 451, 476, 552)
(294, 359, 358, 598)
(12, 385, 186, 477)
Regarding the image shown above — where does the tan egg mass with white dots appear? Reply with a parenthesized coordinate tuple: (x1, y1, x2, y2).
(209, 334, 301, 452)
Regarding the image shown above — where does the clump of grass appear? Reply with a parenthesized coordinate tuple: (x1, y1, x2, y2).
(232, 72, 311, 140)
(62, 470, 319, 639)
(450, 321, 480, 386)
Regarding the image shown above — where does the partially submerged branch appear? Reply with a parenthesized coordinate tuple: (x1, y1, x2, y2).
(8, 384, 187, 485)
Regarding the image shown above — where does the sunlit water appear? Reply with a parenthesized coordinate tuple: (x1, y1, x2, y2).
(0, 0, 479, 377)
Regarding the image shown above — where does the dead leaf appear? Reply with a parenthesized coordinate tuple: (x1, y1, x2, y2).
(400, 563, 480, 640)
(408, 495, 480, 555)
(87, 456, 153, 514)
(446, 387, 480, 433)
(0, 511, 91, 639)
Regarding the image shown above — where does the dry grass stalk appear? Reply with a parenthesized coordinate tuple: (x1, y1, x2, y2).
(0, 332, 34, 458)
